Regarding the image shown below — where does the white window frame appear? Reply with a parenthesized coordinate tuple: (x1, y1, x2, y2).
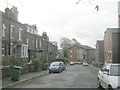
(27, 38, 29, 44)
(2, 24, 6, 37)
(31, 28, 33, 34)
(34, 30, 38, 35)
(10, 25, 14, 39)
(19, 28, 22, 41)
(10, 43, 13, 55)
(21, 44, 28, 57)
(2, 43, 5, 56)
(2, 48, 5, 56)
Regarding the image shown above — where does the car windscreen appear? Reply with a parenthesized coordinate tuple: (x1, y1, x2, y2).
(110, 65, 120, 76)
(51, 62, 60, 66)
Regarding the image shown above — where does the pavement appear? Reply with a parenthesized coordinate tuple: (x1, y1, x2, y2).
(2, 70, 48, 88)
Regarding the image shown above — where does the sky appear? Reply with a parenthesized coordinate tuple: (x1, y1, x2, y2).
(0, 0, 119, 48)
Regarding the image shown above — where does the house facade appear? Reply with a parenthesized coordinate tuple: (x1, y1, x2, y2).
(104, 28, 120, 63)
(0, 11, 2, 68)
(2, 7, 28, 66)
(68, 44, 95, 63)
(1, 6, 58, 78)
(95, 40, 104, 67)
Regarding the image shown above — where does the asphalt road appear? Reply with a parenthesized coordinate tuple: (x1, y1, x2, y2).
(13, 64, 100, 88)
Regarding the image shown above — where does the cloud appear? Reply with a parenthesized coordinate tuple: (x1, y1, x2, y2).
(0, 0, 118, 48)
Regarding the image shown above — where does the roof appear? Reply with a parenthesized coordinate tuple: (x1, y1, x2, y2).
(82, 45, 94, 50)
(104, 63, 120, 69)
(67, 44, 94, 50)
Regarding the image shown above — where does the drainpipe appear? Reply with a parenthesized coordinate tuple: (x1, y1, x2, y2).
(8, 18, 11, 55)
(0, 11, 2, 89)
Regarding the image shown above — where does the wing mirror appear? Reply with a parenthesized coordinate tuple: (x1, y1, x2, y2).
(103, 69, 109, 75)
(103, 71, 108, 75)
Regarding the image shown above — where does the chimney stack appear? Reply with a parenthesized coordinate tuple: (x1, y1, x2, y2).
(5, 6, 18, 21)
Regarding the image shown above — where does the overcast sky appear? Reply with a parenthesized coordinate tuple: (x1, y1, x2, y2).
(0, 0, 119, 48)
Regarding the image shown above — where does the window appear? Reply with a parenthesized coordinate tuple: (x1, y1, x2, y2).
(83, 55, 85, 59)
(2, 24, 6, 37)
(70, 50, 72, 53)
(19, 28, 22, 40)
(34, 30, 36, 34)
(34, 30, 38, 35)
(31, 28, 34, 34)
(21, 44, 28, 57)
(2, 43, 5, 56)
(110, 65, 120, 76)
(10, 25, 14, 38)
(27, 38, 29, 44)
(10, 43, 13, 55)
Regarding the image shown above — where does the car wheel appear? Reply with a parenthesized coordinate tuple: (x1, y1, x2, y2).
(108, 85, 113, 90)
(97, 78, 102, 88)
(59, 70, 62, 73)
(49, 71, 51, 74)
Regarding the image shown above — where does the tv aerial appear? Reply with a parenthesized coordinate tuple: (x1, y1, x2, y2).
(75, 0, 99, 11)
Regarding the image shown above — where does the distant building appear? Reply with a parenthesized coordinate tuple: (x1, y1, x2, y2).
(104, 28, 120, 63)
(68, 44, 95, 63)
(82, 45, 95, 64)
(51, 41, 58, 46)
(95, 40, 104, 67)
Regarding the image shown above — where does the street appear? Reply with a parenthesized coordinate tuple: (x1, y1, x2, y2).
(13, 64, 100, 88)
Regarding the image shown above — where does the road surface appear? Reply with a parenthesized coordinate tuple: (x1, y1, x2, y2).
(13, 64, 100, 88)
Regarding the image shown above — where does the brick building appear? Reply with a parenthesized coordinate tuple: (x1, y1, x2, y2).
(1, 7, 29, 77)
(68, 44, 95, 63)
(95, 40, 104, 67)
(1, 6, 58, 78)
(104, 28, 120, 63)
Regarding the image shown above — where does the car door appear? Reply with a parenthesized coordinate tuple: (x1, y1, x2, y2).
(59, 63, 63, 71)
(102, 68, 110, 88)
(101, 65, 109, 88)
(99, 65, 105, 82)
(99, 65, 107, 88)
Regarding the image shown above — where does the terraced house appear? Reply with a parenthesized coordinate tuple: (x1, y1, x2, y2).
(1, 6, 58, 78)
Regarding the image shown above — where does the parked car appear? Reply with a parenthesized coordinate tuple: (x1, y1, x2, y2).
(74, 61, 82, 65)
(49, 62, 63, 73)
(97, 63, 120, 90)
(70, 61, 75, 65)
(83, 62, 88, 66)
(59, 61, 66, 71)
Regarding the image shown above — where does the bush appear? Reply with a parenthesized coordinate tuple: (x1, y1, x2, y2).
(32, 60, 40, 71)
(32, 59, 45, 72)
(9, 55, 16, 66)
(56, 57, 68, 64)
